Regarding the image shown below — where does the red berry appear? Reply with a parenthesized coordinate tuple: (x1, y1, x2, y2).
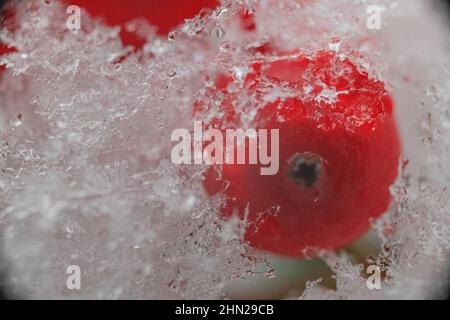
(68, 0, 218, 47)
(203, 50, 400, 257)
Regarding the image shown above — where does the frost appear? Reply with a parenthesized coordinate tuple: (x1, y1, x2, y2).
(0, 0, 450, 299)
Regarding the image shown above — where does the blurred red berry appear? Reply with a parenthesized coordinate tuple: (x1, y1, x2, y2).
(69, 0, 218, 47)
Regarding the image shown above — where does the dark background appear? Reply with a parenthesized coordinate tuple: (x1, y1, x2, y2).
(0, 0, 449, 301)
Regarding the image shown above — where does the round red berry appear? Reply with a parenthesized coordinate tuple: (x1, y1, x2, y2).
(203, 50, 401, 257)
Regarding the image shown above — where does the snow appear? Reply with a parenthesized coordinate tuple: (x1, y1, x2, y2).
(0, 0, 449, 299)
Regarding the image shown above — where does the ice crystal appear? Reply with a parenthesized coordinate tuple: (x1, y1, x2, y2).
(0, 0, 449, 299)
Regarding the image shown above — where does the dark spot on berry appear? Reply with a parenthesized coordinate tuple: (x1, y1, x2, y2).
(287, 152, 323, 188)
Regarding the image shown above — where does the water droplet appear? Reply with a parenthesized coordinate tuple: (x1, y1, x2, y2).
(181, 194, 196, 212)
(219, 41, 231, 52)
(13, 119, 23, 127)
(265, 268, 276, 278)
(314, 191, 320, 203)
(168, 31, 176, 42)
(328, 38, 341, 52)
(214, 26, 225, 39)
(167, 70, 177, 78)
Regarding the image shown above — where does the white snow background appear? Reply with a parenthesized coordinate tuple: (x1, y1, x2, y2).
(0, 0, 449, 299)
